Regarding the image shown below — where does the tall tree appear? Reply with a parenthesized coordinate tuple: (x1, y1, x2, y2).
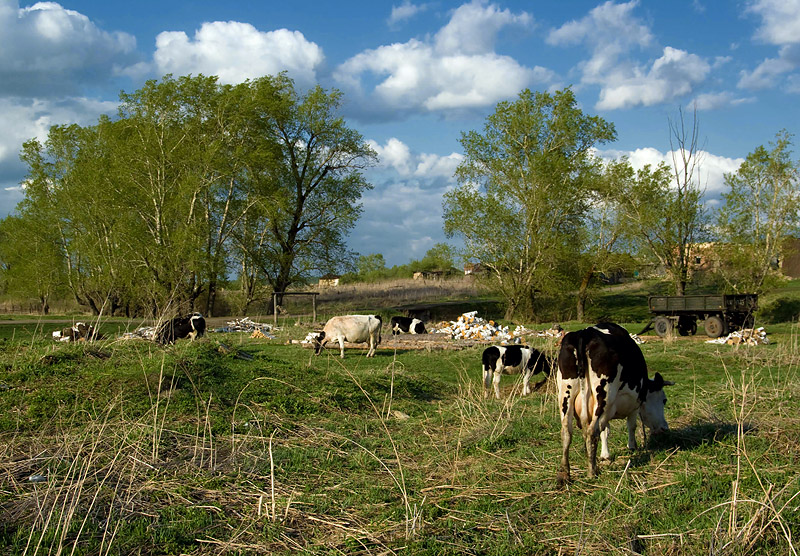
(621, 109, 706, 296)
(443, 88, 615, 320)
(234, 76, 377, 305)
(716, 130, 800, 292)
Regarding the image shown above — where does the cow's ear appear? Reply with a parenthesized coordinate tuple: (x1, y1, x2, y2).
(653, 372, 675, 388)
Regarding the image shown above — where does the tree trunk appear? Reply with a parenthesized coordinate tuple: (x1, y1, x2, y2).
(577, 268, 593, 322)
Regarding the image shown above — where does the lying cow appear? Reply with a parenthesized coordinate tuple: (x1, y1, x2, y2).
(53, 322, 101, 342)
(312, 315, 382, 358)
(556, 322, 673, 486)
(390, 316, 426, 335)
(156, 313, 206, 345)
(482, 345, 551, 399)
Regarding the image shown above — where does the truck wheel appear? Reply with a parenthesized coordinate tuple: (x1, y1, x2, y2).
(654, 317, 672, 337)
(704, 316, 726, 338)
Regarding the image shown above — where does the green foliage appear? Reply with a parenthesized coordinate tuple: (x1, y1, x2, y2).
(716, 130, 800, 293)
(444, 88, 616, 320)
(1, 74, 375, 318)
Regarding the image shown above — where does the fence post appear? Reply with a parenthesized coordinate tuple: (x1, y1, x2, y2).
(273, 292, 277, 326)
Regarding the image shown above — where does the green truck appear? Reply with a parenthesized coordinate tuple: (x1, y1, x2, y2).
(646, 294, 758, 338)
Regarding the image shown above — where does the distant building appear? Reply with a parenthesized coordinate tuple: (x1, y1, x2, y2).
(413, 270, 443, 281)
(318, 274, 340, 288)
(463, 263, 487, 276)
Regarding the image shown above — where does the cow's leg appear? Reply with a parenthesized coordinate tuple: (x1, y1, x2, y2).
(522, 369, 532, 396)
(482, 367, 492, 398)
(492, 371, 502, 400)
(626, 412, 638, 451)
(338, 338, 345, 358)
(557, 378, 578, 487)
(599, 425, 611, 460)
(367, 334, 376, 357)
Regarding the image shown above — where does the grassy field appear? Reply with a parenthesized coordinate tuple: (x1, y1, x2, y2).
(0, 299, 799, 554)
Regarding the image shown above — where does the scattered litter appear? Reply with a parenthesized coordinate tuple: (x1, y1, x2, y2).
(630, 334, 645, 344)
(213, 317, 277, 335)
(301, 331, 320, 345)
(389, 410, 410, 420)
(428, 311, 528, 343)
(534, 324, 565, 339)
(706, 327, 769, 346)
(121, 326, 157, 341)
(28, 474, 47, 483)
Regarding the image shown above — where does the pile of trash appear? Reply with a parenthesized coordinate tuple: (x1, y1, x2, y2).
(121, 326, 158, 341)
(428, 311, 528, 343)
(706, 327, 769, 346)
(213, 317, 276, 338)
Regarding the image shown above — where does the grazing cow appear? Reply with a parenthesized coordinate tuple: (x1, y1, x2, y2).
(312, 315, 382, 358)
(390, 316, 426, 335)
(556, 322, 673, 486)
(482, 345, 551, 399)
(156, 313, 206, 345)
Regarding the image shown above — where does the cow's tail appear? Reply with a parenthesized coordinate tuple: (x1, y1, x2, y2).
(575, 329, 590, 378)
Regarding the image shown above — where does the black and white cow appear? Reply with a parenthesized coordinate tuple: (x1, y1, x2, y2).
(53, 322, 101, 342)
(156, 313, 206, 345)
(390, 316, 426, 335)
(312, 314, 382, 358)
(556, 322, 673, 486)
(482, 345, 551, 399)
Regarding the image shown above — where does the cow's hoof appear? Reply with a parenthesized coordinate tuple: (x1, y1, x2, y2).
(556, 472, 570, 489)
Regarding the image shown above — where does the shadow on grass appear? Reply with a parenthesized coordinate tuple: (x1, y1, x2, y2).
(649, 419, 753, 452)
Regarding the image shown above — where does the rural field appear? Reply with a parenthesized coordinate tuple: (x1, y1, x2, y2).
(1, 282, 799, 555)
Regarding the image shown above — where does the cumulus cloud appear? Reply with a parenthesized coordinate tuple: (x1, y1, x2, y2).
(739, 1, 800, 91)
(388, 1, 428, 26)
(335, 1, 549, 116)
(0, 0, 137, 97)
(548, 1, 712, 109)
(597, 147, 744, 198)
(152, 21, 324, 86)
(747, 0, 800, 46)
(691, 92, 754, 110)
(350, 138, 462, 265)
(368, 138, 462, 178)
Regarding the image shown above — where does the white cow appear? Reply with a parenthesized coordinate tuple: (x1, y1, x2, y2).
(312, 315, 382, 358)
(556, 322, 673, 486)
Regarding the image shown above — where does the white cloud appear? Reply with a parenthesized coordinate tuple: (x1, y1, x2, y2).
(549, 1, 712, 110)
(691, 92, 754, 110)
(738, 1, 800, 91)
(738, 44, 800, 90)
(596, 47, 710, 110)
(152, 21, 324, 86)
(335, 1, 547, 115)
(388, 1, 428, 26)
(598, 147, 744, 197)
(369, 138, 462, 178)
(747, 0, 800, 46)
(0, 0, 137, 96)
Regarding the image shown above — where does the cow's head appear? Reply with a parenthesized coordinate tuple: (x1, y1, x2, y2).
(311, 331, 326, 354)
(639, 372, 674, 434)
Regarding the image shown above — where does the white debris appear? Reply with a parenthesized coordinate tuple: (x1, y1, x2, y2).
(213, 317, 276, 334)
(534, 324, 565, 339)
(121, 326, 157, 341)
(629, 333, 645, 344)
(705, 327, 769, 346)
(301, 331, 320, 345)
(428, 311, 528, 343)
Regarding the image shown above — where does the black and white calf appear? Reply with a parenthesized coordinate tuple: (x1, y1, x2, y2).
(156, 313, 206, 345)
(481, 345, 551, 399)
(312, 314, 382, 358)
(390, 316, 426, 335)
(556, 322, 673, 485)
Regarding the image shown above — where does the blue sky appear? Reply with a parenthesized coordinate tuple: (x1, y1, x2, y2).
(0, 0, 798, 266)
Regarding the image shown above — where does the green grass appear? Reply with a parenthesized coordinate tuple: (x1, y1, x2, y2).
(1, 294, 799, 554)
